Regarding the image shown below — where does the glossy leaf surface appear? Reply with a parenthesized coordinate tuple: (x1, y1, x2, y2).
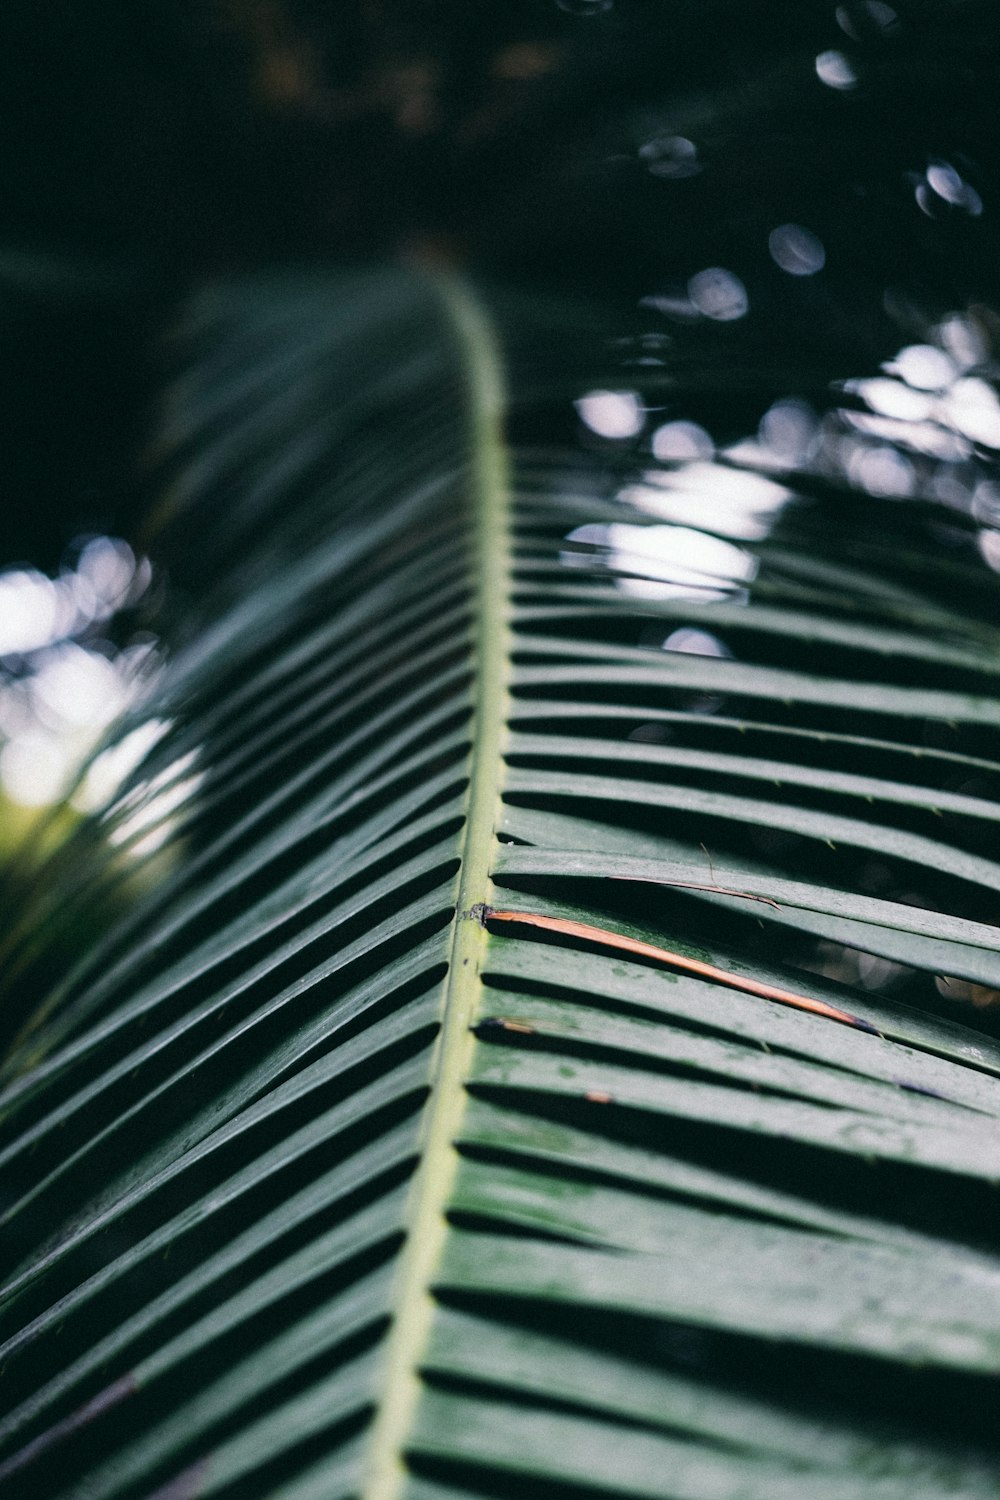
(1, 269, 1000, 1500)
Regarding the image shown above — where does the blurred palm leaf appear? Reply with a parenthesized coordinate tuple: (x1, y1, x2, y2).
(1, 269, 1000, 1499)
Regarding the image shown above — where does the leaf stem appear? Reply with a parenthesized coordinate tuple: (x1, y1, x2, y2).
(359, 278, 511, 1498)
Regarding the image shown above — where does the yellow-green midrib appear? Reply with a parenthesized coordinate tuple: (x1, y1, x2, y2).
(357, 277, 513, 1500)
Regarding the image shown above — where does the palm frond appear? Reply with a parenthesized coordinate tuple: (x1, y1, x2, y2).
(2, 270, 1000, 1499)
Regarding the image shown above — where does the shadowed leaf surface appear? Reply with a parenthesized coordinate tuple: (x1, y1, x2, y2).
(0, 262, 999, 1500)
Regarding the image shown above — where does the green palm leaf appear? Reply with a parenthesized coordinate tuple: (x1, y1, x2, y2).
(2, 270, 1000, 1499)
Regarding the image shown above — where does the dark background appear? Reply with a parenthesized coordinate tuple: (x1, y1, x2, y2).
(1, 0, 999, 569)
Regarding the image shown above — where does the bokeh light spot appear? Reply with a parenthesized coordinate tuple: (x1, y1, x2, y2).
(0, 732, 76, 808)
(944, 378, 1000, 448)
(886, 344, 956, 391)
(662, 626, 732, 658)
(758, 399, 820, 461)
(651, 420, 714, 462)
(815, 50, 858, 89)
(0, 571, 60, 657)
(768, 223, 825, 276)
(576, 389, 645, 439)
(687, 268, 748, 321)
(639, 135, 700, 179)
(836, 2, 899, 38)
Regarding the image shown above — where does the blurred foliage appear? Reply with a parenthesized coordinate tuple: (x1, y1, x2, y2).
(2, 0, 1000, 556)
(3, 261, 1000, 1499)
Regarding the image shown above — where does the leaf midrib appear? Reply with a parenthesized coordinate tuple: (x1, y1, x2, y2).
(358, 277, 511, 1499)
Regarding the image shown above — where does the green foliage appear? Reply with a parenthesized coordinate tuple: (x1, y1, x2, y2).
(1, 269, 1000, 1499)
